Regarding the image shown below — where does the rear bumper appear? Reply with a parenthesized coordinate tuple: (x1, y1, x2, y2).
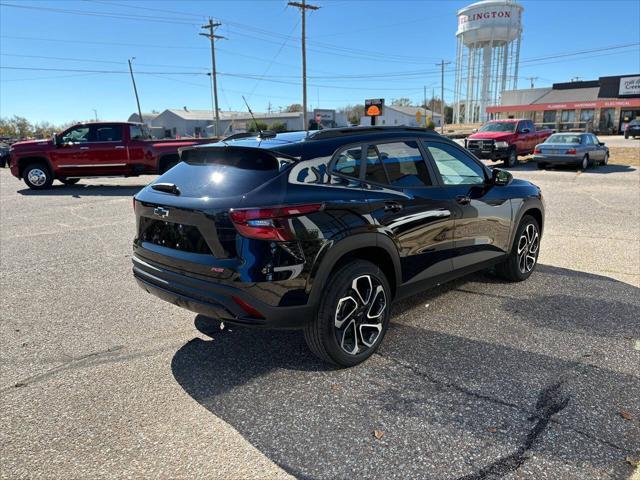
(132, 254, 315, 329)
(533, 154, 580, 165)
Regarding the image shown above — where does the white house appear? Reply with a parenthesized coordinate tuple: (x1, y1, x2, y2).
(359, 105, 442, 128)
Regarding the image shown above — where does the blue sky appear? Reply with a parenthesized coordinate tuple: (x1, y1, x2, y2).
(1, 0, 639, 124)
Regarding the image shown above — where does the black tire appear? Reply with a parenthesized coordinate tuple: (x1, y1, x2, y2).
(59, 178, 80, 186)
(580, 154, 589, 170)
(158, 155, 179, 174)
(624, 132, 629, 139)
(536, 162, 547, 170)
(495, 215, 540, 282)
(504, 149, 517, 168)
(23, 162, 53, 190)
(303, 259, 391, 367)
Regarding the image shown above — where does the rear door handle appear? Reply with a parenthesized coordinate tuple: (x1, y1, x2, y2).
(456, 195, 471, 205)
(114, 145, 125, 150)
(79, 146, 89, 150)
(384, 201, 403, 212)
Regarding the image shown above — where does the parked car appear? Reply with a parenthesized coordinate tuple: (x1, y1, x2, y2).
(624, 119, 640, 139)
(132, 127, 545, 367)
(9, 122, 213, 189)
(533, 133, 609, 170)
(0, 143, 10, 168)
(465, 119, 553, 167)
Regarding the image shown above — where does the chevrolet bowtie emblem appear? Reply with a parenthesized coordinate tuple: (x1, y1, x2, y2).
(153, 207, 170, 218)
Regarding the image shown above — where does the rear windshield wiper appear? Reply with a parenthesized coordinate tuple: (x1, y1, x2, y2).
(151, 183, 181, 195)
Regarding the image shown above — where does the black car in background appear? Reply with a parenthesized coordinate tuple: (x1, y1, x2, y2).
(132, 127, 544, 366)
(625, 119, 640, 139)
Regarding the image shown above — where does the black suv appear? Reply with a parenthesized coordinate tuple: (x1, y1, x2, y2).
(132, 127, 544, 366)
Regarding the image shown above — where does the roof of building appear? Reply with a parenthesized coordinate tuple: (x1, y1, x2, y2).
(161, 108, 304, 121)
(532, 86, 605, 104)
(385, 105, 440, 117)
(128, 112, 160, 122)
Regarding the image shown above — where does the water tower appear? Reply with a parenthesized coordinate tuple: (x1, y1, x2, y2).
(453, 0, 523, 124)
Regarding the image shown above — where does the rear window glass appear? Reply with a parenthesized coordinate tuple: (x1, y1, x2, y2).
(156, 148, 291, 197)
(546, 134, 581, 143)
(332, 146, 362, 177)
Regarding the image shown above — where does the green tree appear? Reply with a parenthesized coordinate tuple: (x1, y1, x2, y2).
(247, 120, 269, 132)
(269, 121, 287, 132)
(285, 104, 303, 112)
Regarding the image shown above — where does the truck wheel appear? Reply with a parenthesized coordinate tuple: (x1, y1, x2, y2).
(158, 155, 179, 174)
(504, 149, 517, 168)
(59, 178, 80, 186)
(495, 215, 540, 282)
(23, 163, 53, 190)
(303, 259, 391, 367)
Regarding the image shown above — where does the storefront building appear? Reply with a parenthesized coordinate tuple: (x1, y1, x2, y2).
(487, 74, 640, 134)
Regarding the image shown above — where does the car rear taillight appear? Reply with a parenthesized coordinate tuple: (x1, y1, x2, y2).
(229, 204, 323, 241)
(533, 148, 541, 154)
(566, 149, 577, 154)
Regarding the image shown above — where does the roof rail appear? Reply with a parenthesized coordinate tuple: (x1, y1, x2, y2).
(307, 125, 439, 140)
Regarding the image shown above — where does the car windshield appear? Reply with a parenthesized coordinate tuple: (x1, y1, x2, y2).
(629, 120, 640, 126)
(478, 122, 516, 133)
(546, 134, 581, 144)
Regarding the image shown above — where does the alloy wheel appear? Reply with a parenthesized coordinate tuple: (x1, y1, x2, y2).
(517, 223, 539, 274)
(27, 168, 47, 187)
(333, 274, 387, 355)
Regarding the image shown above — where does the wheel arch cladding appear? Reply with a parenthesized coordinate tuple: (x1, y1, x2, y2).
(522, 207, 543, 235)
(308, 234, 401, 304)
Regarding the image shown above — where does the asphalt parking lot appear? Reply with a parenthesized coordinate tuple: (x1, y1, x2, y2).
(1, 157, 639, 479)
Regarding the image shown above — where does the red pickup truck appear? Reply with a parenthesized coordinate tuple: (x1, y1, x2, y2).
(9, 122, 212, 189)
(465, 119, 553, 167)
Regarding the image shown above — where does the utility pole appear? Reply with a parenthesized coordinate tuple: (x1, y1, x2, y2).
(92, 109, 98, 121)
(526, 76, 538, 89)
(571, 76, 582, 82)
(436, 59, 451, 134)
(423, 85, 427, 127)
(128, 57, 143, 124)
(206, 73, 216, 135)
(288, 1, 320, 131)
(200, 18, 225, 138)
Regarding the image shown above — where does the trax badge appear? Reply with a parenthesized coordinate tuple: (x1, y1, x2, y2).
(153, 207, 169, 218)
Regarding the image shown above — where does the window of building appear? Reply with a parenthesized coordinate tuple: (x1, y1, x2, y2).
(542, 110, 557, 129)
(579, 109, 595, 125)
(424, 142, 485, 186)
(364, 141, 431, 187)
(560, 110, 576, 131)
(598, 108, 615, 132)
(333, 145, 362, 178)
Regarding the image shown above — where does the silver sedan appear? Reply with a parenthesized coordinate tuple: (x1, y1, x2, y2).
(533, 133, 609, 170)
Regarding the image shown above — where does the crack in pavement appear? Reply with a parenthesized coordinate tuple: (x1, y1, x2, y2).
(456, 382, 570, 480)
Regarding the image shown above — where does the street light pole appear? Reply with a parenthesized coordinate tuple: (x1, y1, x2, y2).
(200, 18, 225, 138)
(128, 57, 143, 124)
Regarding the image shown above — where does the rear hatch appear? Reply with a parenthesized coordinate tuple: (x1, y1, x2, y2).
(133, 146, 294, 276)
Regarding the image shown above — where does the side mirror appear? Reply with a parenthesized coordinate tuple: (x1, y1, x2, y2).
(492, 168, 513, 186)
(522, 128, 530, 133)
(52, 133, 59, 146)
(598, 142, 605, 146)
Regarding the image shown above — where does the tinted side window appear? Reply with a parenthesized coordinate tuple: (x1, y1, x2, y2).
(332, 145, 362, 178)
(94, 125, 123, 142)
(425, 142, 485, 185)
(366, 141, 431, 187)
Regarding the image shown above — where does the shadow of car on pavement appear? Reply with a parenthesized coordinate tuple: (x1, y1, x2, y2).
(171, 265, 639, 480)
